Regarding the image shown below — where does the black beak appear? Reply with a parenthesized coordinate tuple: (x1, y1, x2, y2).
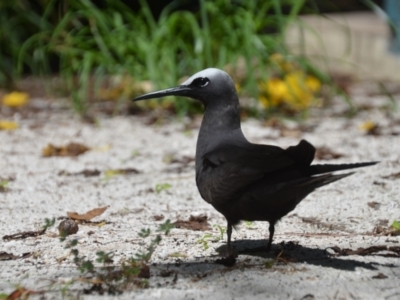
(133, 85, 192, 101)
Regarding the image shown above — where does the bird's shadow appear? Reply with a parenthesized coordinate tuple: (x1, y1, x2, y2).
(213, 239, 396, 271)
(152, 239, 398, 277)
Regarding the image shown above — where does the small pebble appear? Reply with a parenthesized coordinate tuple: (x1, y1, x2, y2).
(58, 219, 79, 236)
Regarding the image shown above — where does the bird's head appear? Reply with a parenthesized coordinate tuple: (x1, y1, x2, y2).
(133, 68, 238, 107)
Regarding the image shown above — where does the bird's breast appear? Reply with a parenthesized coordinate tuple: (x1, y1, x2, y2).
(195, 165, 215, 204)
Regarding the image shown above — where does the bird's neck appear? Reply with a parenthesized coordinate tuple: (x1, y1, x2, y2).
(196, 102, 246, 160)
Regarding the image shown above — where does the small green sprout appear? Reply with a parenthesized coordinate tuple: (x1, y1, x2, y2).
(138, 228, 151, 238)
(197, 233, 213, 250)
(0, 180, 9, 192)
(157, 219, 174, 235)
(131, 149, 141, 157)
(213, 224, 226, 241)
(96, 251, 114, 264)
(183, 130, 192, 137)
(168, 252, 188, 258)
(264, 249, 284, 269)
(155, 183, 172, 194)
(390, 220, 400, 232)
(264, 259, 275, 269)
(42, 218, 55, 231)
(244, 220, 254, 227)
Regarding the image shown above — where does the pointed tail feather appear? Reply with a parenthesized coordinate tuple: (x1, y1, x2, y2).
(309, 161, 378, 176)
(297, 172, 354, 190)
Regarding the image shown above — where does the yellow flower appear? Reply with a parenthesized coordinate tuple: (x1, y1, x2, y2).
(0, 120, 18, 130)
(284, 71, 316, 110)
(259, 69, 321, 111)
(305, 75, 321, 92)
(235, 83, 241, 93)
(267, 78, 288, 104)
(2, 91, 29, 107)
(359, 121, 376, 132)
(270, 53, 295, 72)
(259, 94, 270, 108)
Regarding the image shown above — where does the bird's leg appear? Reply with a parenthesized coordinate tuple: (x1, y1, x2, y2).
(226, 221, 233, 256)
(266, 222, 275, 252)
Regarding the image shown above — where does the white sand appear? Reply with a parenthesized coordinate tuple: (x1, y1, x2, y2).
(1, 96, 399, 299)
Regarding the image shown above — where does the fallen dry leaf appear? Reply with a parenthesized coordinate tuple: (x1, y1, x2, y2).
(3, 228, 46, 241)
(42, 142, 90, 157)
(0, 120, 18, 130)
(2, 91, 29, 107)
(0, 251, 32, 261)
(6, 287, 40, 299)
(163, 154, 195, 165)
(328, 245, 400, 257)
(104, 168, 140, 178)
(138, 263, 150, 278)
(367, 201, 381, 210)
(173, 215, 211, 231)
(381, 172, 400, 180)
(152, 214, 165, 221)
(373, 224, 400, 236)
(67, 206, 109, 221)
(315, 146, 343, 160)
(280, 128, 302, 138)
(359, 121, 380, 135)
(95, 221, 107, 227)
(372, 273, 388, 279)
(58, 169, 101, 177)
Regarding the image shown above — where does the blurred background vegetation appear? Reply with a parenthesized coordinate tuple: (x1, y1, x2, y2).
(0, 0, 386, 118)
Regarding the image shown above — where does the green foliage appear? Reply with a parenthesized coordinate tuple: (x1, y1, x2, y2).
(244, 220, 254, 227)
(0, 180, 9, 189)
(138, 228, 151, 238)
(135, 234, 162, 262)
(42, 217, 55, 231)
(157, 219, 174, 235)
(214, 224, 227, 240)
(264, 249, 284, 269)
(64, 238, 78, 248)
(264, 259, 275, 269)
(1, 0, 317, 116)
(96, 251, 114, 264)
(197, 224, 226, 250)
(155, 183, 172, 194)
(391, 220, 400, 232)
(57, 219, 173, 294)
(197, 233, 213, 250)
(0, 1, 44, 88)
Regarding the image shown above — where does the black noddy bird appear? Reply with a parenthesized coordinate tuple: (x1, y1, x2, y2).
(134, 68, 377, 255)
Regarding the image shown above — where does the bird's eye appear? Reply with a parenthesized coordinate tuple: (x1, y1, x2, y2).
(192, 77, 210, 88)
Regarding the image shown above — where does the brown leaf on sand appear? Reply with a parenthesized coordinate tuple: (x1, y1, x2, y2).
(138, 263, 150, 278)
(372, 273, 388, 279)
(0, 251, 32, 261)
(315, 146, 343, 160)
(67, 206, 109, 221)
(3, 228, 46, 241)
(42, 142, 90, 157)
(58, 169, 101, 177)
(6, 287, 41, 299)
(328, 245, 400, 258)
(381, 172, 400, 180)
(173, 215, 211, 231)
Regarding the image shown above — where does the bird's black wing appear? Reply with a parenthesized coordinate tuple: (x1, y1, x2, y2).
(196, 140, 315, 204)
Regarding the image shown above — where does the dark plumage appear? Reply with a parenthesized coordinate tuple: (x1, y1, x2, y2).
(134, 68, 377, 255)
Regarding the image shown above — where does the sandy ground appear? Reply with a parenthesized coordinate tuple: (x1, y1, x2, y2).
(1, 93, 400, 299)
